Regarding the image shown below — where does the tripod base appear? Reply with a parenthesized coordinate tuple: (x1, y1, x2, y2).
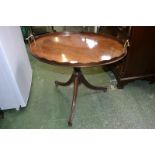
(55, 67, 107, 126)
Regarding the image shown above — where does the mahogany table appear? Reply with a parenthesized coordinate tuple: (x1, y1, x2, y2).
(29, 32, 128, 126)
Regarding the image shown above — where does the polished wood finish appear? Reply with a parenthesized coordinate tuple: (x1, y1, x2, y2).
(29, 32, 126, 67)
(108, 27, 155, 88)
(29, 32, 126, 126)
(55, 68, 107, 126)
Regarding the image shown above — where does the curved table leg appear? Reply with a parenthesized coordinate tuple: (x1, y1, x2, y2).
(55, 67, 107, 126)
(68, 75, 79, 126)
(55, 73, 74, 87)
(80, 72, 107, 92)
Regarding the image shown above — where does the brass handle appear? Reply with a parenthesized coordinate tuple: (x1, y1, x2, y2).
(124, 39, 130, 48)
(26, 33, 36, 46)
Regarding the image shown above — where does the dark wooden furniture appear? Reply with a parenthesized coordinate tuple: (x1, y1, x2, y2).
(108, 26, 155, 88)
(0, 110, 4, 119)
(29, 32, 127, 126)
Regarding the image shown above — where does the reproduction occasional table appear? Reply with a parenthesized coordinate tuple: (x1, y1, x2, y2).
(28, 32, 128, 126)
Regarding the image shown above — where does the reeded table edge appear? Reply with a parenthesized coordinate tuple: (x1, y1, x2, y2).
(28, 32, 127, 67)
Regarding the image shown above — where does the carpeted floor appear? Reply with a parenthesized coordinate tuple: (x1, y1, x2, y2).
(0, 51, 155, 129)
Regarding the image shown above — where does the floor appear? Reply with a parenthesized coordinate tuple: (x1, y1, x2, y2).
(0, 51, 155, 128)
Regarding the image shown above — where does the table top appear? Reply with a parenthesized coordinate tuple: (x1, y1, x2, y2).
(29, 32, 127, 67)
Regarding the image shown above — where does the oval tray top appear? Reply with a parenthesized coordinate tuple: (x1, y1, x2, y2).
(29, 32, 127, 67)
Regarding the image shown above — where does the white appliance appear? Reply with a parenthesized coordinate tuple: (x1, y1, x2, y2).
(0, 26, 32, 110)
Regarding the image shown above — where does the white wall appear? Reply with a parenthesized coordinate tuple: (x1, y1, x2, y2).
(0, 26, 32, 110)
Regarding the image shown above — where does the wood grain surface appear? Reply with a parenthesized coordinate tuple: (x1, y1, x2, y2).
(29, 32, 126, 67)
